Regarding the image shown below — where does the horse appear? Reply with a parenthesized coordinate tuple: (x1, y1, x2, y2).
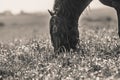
(48, 0, 120, 52)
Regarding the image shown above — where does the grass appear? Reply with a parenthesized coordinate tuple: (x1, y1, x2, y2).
(1, 8, 120, 80)
(1, 20, 120, 80)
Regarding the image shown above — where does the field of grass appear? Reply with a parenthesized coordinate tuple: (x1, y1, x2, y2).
(0, 12, 49, 42)
(1, 8, 120, 80)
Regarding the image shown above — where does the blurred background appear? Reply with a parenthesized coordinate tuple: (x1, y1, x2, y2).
(0, 0, 117, 42)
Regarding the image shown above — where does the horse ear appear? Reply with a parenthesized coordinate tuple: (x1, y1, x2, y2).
(48, 10, 54, 16)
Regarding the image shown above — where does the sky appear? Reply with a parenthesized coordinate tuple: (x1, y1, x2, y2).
(0, 0, 109, 14)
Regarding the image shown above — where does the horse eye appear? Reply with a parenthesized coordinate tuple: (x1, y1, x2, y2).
(53, 19, 56, 23)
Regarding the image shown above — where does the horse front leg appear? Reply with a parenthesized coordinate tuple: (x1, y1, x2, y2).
(116, 8, 120, 37)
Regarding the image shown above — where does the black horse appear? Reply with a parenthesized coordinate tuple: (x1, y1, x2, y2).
(49, 0, 120, 52)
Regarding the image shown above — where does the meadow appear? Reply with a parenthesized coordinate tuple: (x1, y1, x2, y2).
(1, 8, 120, 80)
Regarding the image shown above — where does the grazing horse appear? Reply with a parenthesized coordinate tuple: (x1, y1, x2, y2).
(49, 0, 120, 52)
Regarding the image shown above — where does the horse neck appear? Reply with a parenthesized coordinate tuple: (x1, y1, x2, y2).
(53, 0, 92, 22)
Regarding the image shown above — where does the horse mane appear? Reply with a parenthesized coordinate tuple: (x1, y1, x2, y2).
(54, 0, 92, 19)
(50, 0, 92, 51)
